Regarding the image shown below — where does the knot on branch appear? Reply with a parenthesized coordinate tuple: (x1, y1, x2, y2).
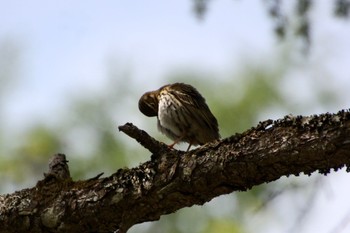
(44, 153, 71, 181)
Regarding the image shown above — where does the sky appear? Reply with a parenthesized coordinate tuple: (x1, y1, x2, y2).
(0, 0, 275, 127)
(1, 1, 350, 233)
(1, 0, 349, 127)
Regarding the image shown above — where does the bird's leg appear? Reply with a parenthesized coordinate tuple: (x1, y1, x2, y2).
(168, 141, 178, 149)
(168, 135, 193, 152)
(186, 143, 192, 152)
(168, 134, 186, 149)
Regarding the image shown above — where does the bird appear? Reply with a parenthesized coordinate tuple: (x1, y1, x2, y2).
(138, 82, 220, 151)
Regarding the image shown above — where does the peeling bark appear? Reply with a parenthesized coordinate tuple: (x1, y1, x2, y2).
(1, 110, 350, 233)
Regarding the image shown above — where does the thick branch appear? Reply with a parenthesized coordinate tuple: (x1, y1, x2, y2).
(1, 110, 350, 233)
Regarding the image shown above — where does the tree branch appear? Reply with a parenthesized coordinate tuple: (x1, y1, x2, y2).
(118, 122, 170, 155)
(1, 110, 350, 233)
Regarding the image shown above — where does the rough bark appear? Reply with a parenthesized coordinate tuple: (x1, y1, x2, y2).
(1, 110, 350, 233)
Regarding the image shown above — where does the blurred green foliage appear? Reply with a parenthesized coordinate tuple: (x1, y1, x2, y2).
(193, 0, 350, 47)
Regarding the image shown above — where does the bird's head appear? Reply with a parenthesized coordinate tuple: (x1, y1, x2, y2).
(138, 91, 159, 117)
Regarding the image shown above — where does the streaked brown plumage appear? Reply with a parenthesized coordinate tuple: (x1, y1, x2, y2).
(138, 83, 220, 151)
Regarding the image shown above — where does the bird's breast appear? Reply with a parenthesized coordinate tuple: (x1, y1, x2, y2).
(157, 94, 185, 138)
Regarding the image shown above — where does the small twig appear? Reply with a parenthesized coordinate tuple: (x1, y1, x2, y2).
(118, 123, 169, 154)
(88, 172, 104, 181)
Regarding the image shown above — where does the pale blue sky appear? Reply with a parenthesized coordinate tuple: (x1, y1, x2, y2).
(0, 0, 275, 126)
(1, 0, 349, 128)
